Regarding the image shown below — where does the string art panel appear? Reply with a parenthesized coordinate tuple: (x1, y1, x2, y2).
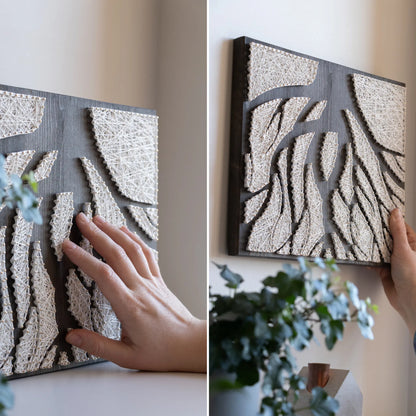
(228, 37, 406, 265)
(0, 84, 158, 379)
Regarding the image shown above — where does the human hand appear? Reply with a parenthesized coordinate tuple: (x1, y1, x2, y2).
(376, 208, 416, 334)
(62, 213, 206, 373)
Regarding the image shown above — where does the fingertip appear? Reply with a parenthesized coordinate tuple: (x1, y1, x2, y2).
(390, 207, 402, 223)
(76, 212, 90, 227)
(62, 239, 77, 252)
(92, 215, 105, 226)
(66, 330, 83, 347)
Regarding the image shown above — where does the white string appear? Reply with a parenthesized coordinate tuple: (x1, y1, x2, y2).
(352, 73, 406, 155)
(28, 241, 59, 372)
(0, 90, 45, 139)
(50, 192, 74, 262)
(248, 42, 319, 101)
(90, 107, 158, 204)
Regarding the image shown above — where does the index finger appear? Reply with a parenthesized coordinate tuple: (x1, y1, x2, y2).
(62, 239, 134, 322)
(75, 213, 140, 289)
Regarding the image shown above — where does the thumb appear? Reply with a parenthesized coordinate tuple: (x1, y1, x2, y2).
(389, 208, 410, 255)
(66, 329, 132, 368)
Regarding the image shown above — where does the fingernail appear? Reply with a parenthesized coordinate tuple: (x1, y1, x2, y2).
(394, 208, 402, 218)
(62, 239, 77, 252)
(77, 212, 88, 224)
(66, 331, 82, 347)
(94, 215, 105, 225)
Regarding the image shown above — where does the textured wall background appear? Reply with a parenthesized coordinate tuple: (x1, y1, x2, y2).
(0, 0, 207, 319)
(209, 0, 416, 414)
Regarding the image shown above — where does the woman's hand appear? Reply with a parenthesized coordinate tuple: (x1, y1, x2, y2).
(62, 213, 206, 373)
(377, 208, 416, 334)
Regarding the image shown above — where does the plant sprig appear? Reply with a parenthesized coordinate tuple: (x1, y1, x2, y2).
(210, 258, 377, 416)
(0, 374, 14, 416)
(0, 154, 42, 224)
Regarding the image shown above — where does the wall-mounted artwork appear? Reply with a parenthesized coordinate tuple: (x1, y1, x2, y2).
(228, 37, 406, 265)
(0, 84, 158, 379)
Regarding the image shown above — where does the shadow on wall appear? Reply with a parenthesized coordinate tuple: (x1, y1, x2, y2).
(98, 0, 159, 107)
(372, 1, 416, 414)
(211, 39, 234, 257)
(372, 0, 416, 227)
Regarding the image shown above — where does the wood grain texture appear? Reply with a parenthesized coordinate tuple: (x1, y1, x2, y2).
(228, 36, 405, 266)
(0, 83, 157, 379)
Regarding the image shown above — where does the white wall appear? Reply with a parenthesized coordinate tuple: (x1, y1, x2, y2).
(0, 0, 160, 108)
(0, 0, 206, 317)
(209, 0, 416, 414)
(157, 0, 207, 318)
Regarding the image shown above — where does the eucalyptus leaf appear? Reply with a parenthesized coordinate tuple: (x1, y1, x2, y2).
(236, 360, 259, 386)
(320, 319, 344, 350)
(346, 281, 360, 309)
(210, 258, 376, 415)
(213, 262, 244, 289)
(327, 293, 349, 320)
(309, 387, 339, 416)
(0, 164, 41, 225)
(0, 375, 14, 413)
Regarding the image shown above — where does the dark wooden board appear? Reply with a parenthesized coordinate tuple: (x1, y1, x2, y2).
(0, 83, 157, 379)
(227, 36, 405, 266)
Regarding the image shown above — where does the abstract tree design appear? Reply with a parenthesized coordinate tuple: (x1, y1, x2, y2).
(233, 39, 406, 265)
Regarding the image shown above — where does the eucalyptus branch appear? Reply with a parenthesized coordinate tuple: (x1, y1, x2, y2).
(0, 155, 41, 224)
(210, 258, 376, 416)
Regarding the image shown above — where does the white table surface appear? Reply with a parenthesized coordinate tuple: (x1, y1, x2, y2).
(9, 361, 207, 416)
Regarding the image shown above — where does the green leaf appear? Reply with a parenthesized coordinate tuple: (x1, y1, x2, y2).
(291, 317, 312, 350)
(324, 258, 339, 272)
(365, 297, 379, 314)
(262, 353, 285, 394)
(272, 274, 305, 302)
(22, 171, 38, 193)
(210, 377, 244, 392)
(221, 339, 241, 367)
(0, 374, 14, 412)
(309, 387, 339, 416)
(240, 337, 251, 360)
(261, 287, 286, 311)
(320, 319, 344, 350)
(236, 360, 259, 386)
(327, 293, 349, 320)
(263, 271, 288, 287)
(346, 281, 360, 309)
(0, 155, 7, 190)
(213, 263, 244, 289)
(357, 305, 375, 340)
(254, 312, 270, 339)
(297, 257, 312, 273)
(272, 317, 293, 343)
(315, 304, 330, 320)
(314, 257, 326, 269)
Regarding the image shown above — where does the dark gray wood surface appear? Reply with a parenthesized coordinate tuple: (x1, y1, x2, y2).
(0, 83, 157, 379)
(228, 36, 405, 266)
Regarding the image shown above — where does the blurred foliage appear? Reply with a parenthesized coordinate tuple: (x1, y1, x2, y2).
(210, 258, 376, 416)
(0, 374, 13, 416)
(0, 154, 41, 224)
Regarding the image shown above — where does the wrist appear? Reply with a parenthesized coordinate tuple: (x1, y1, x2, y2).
(186, 318, 207, 373)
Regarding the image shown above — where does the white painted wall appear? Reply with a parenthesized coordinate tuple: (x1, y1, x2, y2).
(157, 0, 207, 318)
(0, 0, 160, 108)
(0, 0, 206, 317)
(209, 0, 416, 414)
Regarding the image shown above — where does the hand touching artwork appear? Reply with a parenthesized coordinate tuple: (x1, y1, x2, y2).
(377, 208, 416, 334)
(62, 213, 206, 373)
